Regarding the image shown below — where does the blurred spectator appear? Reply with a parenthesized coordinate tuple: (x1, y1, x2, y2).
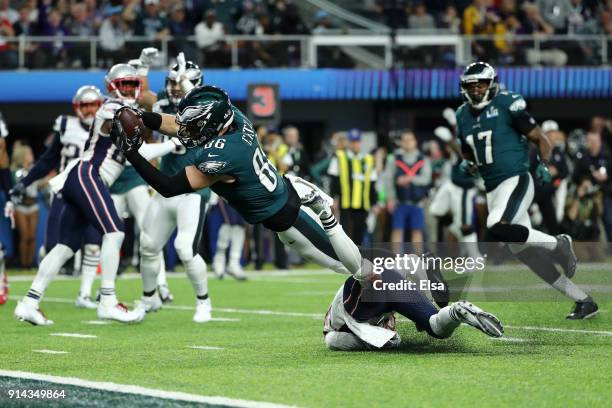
(572, 132, 612, 241)
(561, 179, 604, 260)
(99, 5, 130, 68)
(384, 130, 431, 244)
(0, 0, 18, 24)
(235, 0, 260, 35)
(463, 0, 505, 61)
(312, 10, 333, 34)
(536, 0, 572, 32)
(439, 5, 461, 33)
(195, 10, 228, 67)
(167, 3, 195, 61)
(134, 0, 169, 42)
(0, 13, 16, 69)
(37, 8, 70, 68)
(408, 2, 435, 31)
(11, 144, 39, 268)
(282, 126, 309, 179)
(375, 0, 409, 29)
(13, 4, 41, 68)
(65, 2, 96, 68)
(271, 2, 307, 66)
(521, 2, 568, 66)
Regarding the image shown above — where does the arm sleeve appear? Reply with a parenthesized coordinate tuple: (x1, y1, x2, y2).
(21, 132, 62, 187)
(125, 150, 193, 197)
(383, 156, 397, 201)
(505, 94, 538, 135)
(138, 140, 175, 161)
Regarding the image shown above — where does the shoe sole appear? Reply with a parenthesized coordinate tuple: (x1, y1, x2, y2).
(455, 301, 504, 338)
(567, 309, 599, 320)
(560, 234, 577, 279)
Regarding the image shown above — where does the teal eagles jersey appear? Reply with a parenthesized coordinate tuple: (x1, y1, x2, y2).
(109, 164, 146, 194)
(154, 90, 210, 202)
(186, 106, 288, 223)
(455, 91, 530, 192)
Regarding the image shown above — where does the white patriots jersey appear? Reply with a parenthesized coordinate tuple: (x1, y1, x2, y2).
(53, 115, 90, 172)
(81, 99, 126, 186)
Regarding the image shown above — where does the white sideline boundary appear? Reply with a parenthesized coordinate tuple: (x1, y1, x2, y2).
(0, 370, 297, 408)
(50, 333, 97, 339)
(8, 294, 612, 337)
(32, 349, 69, 354)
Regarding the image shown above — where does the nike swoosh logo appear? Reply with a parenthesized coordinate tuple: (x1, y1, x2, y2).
(208, 153, 219, 157)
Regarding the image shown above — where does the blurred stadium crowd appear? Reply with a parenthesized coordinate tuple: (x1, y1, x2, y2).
(0, 0, 611, 69)
(2, 110, 612, 271)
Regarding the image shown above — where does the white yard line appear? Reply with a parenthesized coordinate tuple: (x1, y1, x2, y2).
(188, 345, 225, 350)
(82, 320, 111, 325)
(490, 337, 530, 343)
(50, 333, 97, 339)
(32, 349, 69, 354)
(210, 317, 241, 322)
(0, 370, 296, 408)
(505, 325, 612, 336)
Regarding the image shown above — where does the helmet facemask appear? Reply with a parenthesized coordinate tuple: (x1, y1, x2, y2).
(175, 103, 234, 148)
(108, 77, 142, 107)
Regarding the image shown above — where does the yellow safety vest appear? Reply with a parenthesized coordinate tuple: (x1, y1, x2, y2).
(336, 150, 374, 210)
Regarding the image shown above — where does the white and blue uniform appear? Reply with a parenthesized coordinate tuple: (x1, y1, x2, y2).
(20, 114, 102, 251)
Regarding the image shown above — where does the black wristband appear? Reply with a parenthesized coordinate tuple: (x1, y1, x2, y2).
(140, 111, 162, 131)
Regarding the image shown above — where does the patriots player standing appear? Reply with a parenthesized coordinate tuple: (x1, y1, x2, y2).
(14, 64, 180, 325)
(455, 62, 598, 319)
(10, 86, 105, 310)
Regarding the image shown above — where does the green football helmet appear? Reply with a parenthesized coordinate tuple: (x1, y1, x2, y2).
(460, 61, 499, 110)
(175, 85, 234, 148)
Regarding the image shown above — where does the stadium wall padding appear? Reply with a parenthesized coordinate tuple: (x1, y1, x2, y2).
(1, 68, 610, 102)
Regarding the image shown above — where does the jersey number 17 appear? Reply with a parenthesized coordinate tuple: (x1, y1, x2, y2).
(465, 130, 493, 165)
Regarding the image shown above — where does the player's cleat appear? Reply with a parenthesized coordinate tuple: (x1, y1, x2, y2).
(75, 295, 97, 309)
(158, 284, 174, 304)
(193, 298, 212, 323)
(566, 299, 599, 320)
(226, 262, 247, 281)
(136, 294, 162, 313)
(0, 273, 7, 306)
(212, 253, 226, 279)
(452, 300, 504, 338)
(97, 302, 145, 323)
(14, 301, 54, 326)
(301, 191, 331, 219)
(553, 234, 577, 278)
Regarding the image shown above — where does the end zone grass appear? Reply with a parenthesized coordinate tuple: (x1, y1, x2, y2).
(0, 270, 611, 407)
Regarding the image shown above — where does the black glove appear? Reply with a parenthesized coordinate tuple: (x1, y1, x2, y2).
(8, 181, 26, 205)
(111, 107, 144, 154)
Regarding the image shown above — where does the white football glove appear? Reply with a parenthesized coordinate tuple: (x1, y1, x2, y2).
(170, 137, 187, 155)
(434, 126, 453, 142)
(175, 52, 195, 93)
(4, 201, 15, 229)
(442, 107, 457, 127)
(139, 47, 159, 67)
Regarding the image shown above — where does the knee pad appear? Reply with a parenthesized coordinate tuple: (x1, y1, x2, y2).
(140, 231, 163, 257)
(174, 233, 194, 261)
(487, 223, 529, 243)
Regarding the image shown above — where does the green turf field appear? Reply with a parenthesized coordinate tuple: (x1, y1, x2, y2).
(0, 269, 611, 407)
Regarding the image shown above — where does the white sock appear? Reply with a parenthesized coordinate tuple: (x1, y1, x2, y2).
(551, 275, 590, 302)
(216, 224, 231, 253)
(429, 305, 460, 338)
(25, 244, 74, 308)
(99, 232, 124, 306)
(80, 244, 99, 298)
(184, 254, 208, 298)
(229, 225, 245, 265)
(526, 229, 557, 251)
(156, 252, 168, 287)
(320, 215, 362, 277)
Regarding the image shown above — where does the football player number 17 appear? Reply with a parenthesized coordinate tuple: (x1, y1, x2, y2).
(465, 130, 493, 165)
(253, 148, 278, 192)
